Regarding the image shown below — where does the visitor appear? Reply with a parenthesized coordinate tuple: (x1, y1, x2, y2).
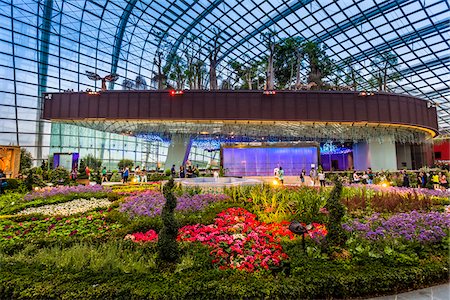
(101, 167, 108, 183)
(361, 171, 369, 184)
(85, 166, 91, 180)
(186, 166, 193, 178)
(318, 170, 325, 187)
(141, 166, 147, 183)
(402, 170, 410, 188)
(71, 168, 77, 180)
(367, 168, 374, 184)
(422, 172, 428, 188)
(439, 172, 448, 190)
(171, 164, 176, 177)
(431, 172, 440, 190)
(135, 166, 141, 182)
(179, 166, 185, 178)
(273, 166, 279, 177)
(309, 167, 318, 186)
(193, 165, 199, 178)
(278, 166, 284, 185)
(123, 167, 129, 183)
(417, 172, 424, 188)
(353, 171, 360, 184)
(213, 170, 219, 182)
(300, 169, 306, 185)
(0, 169, 6, 194)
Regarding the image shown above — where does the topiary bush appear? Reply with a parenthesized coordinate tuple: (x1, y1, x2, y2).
(157, 178, 179, 268)
(49, 167, 70, 185)
(325, 179, 346, 248)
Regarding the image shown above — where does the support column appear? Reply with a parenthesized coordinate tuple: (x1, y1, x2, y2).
(353, 136, 397, 171)
(164, 134, 191, 170)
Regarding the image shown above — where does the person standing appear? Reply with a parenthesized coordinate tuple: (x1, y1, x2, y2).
(367, 168, 374, 184)
(85, 166, 91, 180)
(123, 167, 129, 183)
(353, 171, 360, 184)
(431, 172, 440, 190)
(309, 167, 317, 186)
(318, 170, 326, 187)
(300, 169, 306, 185)
(171, 164, 176, 177)
(439, 172, 448, 190)
(0, 169, 6, 194)
(179, 166, 185, 178)
(141, 166, 147, 183)
(101, 167, 108, 182)
(278, 166, 284, 185)
(402, 171, 410, 188)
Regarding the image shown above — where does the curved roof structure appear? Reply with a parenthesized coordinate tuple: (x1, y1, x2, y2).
(0, 0, 449, 160)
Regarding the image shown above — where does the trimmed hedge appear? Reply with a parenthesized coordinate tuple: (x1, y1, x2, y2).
(0, 256, 447, 299)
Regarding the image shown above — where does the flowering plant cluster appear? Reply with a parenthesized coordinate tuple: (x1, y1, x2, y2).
(112, 183, 161, 196)
(17, 198, 111, 216)
(124, 229, 158, 243)
(345, 184, 450, 198)
(119, 191, 230, 218)
(343, 211, 450, 244)
(24, 185, 112, 201)
(1, 210, 121, 243)
(178, 208, 327, 272)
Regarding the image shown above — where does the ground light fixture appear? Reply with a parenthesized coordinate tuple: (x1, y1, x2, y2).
(288, 220, 310, 251)
(170, 90, 184, 96)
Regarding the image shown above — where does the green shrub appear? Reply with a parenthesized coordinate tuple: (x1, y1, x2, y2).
(49, 166, 70, 185)
(157, 178, 179, 267)
(325, 179, 346, 248)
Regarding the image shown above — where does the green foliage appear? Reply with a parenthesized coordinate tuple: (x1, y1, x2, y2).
(164, 169, 171, 176)
(157, 178, 179, 267)
(148, 172, 167, 182)
(118, 159, 134, 170)
(49, 166, 70, 185)
(77, 159, 88, 179)
(325, 180, 346, 248)
(302, 41, 333, 86)
(4, 179, 20, 191)
(19, 148, 33, 173)
(83, 154, 102, 171)
(274, 36, 304, 89)
(224, 185, 328, 223)
(24, 167, 45, 190)
(109, 172, 122, 182)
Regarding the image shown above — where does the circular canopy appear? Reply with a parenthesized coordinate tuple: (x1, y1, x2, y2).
(30, 0, 449, 132)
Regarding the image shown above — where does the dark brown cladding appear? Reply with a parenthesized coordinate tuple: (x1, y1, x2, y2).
(43, 90, 439, 135)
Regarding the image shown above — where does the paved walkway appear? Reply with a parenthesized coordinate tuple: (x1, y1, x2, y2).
(369, 283, 449, 300)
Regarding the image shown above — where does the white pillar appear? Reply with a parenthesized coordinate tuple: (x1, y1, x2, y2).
(164, 134, 191, 170)
(352, 136, 397, 171)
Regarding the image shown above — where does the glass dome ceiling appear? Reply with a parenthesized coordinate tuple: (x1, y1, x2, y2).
(0, 1, 449, 150)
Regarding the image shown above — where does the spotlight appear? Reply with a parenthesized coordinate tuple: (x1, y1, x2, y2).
(170, 90, 184, 96)
(358, 91, 367, 97)
(263, 90, 276, 95)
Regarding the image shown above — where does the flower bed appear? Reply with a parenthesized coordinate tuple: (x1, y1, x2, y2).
(119, 191, 230, 218)
(24, 185, 112, 201)
(17, 198, 111, 216)
(126, 207, 327, 272)
(1, 211, 121, 245)
(111, 183, 161, 195)
(343, 211, 450, 244)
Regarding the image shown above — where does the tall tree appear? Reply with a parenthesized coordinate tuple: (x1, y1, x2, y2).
(342, 57, 361, 91)
(302, 41, 333, 87)
(370, 51, 399, 92)
(261, 30, 277, 90)
(152, 32, 170, 90)
(167, 53, 186, 89)
(135, 75, 147, 90)
(209, 29, 221, 90)
(274, 36, 304, 89)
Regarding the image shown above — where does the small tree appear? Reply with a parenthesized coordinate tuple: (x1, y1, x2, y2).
(83, 154, 102, 171)
(20, 148, 33, 173)
(118, 159, 134, 170)
(157, 178, 179, 268)
(325, 179, 346, 248)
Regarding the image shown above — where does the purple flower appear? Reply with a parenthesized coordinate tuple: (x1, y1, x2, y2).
(25, 185, 111, 201)
(119, 192, 230, 218)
